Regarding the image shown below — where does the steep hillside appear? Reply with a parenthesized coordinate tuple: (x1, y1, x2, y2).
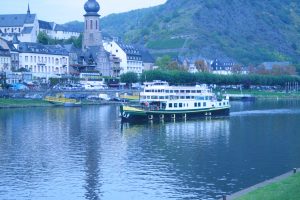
(102, 0, 300, 64)
(64, 0, 300, 67)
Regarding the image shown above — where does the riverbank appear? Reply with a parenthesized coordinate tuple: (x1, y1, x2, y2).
(0, 98, 53, 108)
(223, 169, 300, 200)
(0, 98, 122, 108)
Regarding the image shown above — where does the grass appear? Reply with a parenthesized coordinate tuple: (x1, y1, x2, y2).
(0, 98, 52, 108)
(222, 89, 300, 99)
(235, 172, 300, 200)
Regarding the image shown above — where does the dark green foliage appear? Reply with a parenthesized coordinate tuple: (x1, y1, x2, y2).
(96, 0, 300, 67)
(120, 72, 138, 84)
(37, 32, 51, 45)
(140, 70, 300, 86)
(37, 32, 82, 48)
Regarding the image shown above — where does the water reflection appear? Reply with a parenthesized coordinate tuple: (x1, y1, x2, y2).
(0, 101, 300, 200)
(121, 118, 231, 199)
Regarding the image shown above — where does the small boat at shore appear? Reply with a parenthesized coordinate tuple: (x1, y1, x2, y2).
(44, 96, 81, 107)
(120, 80, 230, 123)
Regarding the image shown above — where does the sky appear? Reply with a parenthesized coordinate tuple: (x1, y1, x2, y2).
(0, 0, 167, 24)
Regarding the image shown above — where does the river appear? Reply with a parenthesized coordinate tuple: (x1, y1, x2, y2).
(0, 100, 300, 199)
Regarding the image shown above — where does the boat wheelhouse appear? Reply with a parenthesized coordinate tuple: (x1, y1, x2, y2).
(120, 80, 230, 122)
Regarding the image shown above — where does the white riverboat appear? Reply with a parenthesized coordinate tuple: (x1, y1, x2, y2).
(120, 80, 230, 122)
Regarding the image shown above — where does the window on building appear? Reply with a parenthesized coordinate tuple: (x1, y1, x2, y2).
(90, 20, 93, 29)
(25, 56, 28, 62)
(95, 20, 98, 30)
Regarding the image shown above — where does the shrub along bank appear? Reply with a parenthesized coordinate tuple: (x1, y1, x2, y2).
(138, 70, 300, 87)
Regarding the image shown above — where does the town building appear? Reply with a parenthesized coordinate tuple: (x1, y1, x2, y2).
(18, 42, 69, 79)
(103, 40, 144, 74)
(0, 5, 39, 43)
(0, 39, 12, 72)
(38, 20, 80, 40)
(0, 4, 81, 43)
(0, 46, 11, 72)
(211, 59, 234, 75)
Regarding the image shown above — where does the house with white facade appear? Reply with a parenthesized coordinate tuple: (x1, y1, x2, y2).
(17, 42, 69, 79)
(0, 6, 39, 43)
(0, 5, 81, 43)
(211, 59, 234, 75)
(39, 20, 81, 40)
(0, 46, 11, 72)
(103, 40, 143, 75)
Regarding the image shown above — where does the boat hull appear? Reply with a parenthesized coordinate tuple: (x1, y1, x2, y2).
(120, 105, 230, 123)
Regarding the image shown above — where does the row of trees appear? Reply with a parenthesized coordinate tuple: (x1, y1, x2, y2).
(120, 70, 300, 87)
(37, 32, 82, 48)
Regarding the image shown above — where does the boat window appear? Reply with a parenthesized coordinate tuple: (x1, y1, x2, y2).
(191, 96, 195, 99)
(180, 96, 185, 99)
(179, 103, 182, 108)
(154, 90, 158, 92)
(159, 96, 164, 99)
(174, 103, 178, 108)
(151, 96, 158, 99)
(146, 90, 150, 92)
(219, 103, 221, 106)
(165, 96, 169, 99)
(198, 102, 201, 107)
(186, 96, 191, 99)
(194, 102, 197, 107)
(169, 103, 172, 108)
(166, 90, 169, 93)
(197, 90, 201, 93)
(170, 90, 173, 93)
(180, 90, 185, 93)
(192, 90, 196, 93)
(174, 90, 179, 93)
(203, 102, 207, 107)
(151, 90, 154, 92)
(186, 90, 190, 93)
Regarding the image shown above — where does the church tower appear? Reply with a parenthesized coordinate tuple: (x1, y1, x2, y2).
(82, 0, 111, 76)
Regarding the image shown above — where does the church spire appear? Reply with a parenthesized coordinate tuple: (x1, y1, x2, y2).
(27, 3, 31, 15)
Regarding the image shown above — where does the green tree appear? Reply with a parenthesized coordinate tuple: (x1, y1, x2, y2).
(120, 72, 138, 84)
(155, 55, 172, 69)
(37, 32, 51, 45)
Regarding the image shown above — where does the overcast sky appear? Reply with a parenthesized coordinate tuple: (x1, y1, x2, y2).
(0, 0, 167, 23)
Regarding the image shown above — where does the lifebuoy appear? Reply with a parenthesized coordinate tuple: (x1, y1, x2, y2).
(148, 115, 153, 120)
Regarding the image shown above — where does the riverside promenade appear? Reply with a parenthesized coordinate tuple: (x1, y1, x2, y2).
(221, 168, 299, 200)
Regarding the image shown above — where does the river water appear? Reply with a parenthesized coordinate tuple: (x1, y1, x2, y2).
(0, 100, 300, 200)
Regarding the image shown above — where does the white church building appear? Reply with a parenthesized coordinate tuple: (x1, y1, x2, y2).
(0, 5, 81, 43)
